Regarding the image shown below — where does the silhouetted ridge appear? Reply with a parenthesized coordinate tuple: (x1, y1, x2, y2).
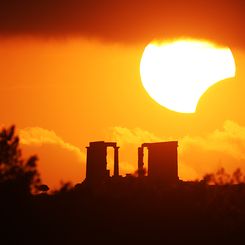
(1, 127, 245, 244)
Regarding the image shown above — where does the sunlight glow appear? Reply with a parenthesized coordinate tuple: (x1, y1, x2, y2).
(140, 39, 236, 113)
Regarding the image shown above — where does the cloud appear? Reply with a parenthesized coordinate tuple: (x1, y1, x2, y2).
(16, 121, 245, 188)
(108, 120, 245, 180)
(107, 126, 170, 175)
(179, 120, 245, 178)
(0, 0, 244, 48)
(110, 126, 162, 146)
(18, 127, 86, 189)
(19, 127, 84, 160)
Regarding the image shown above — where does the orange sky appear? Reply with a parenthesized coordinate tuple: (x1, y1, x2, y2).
(0, 1, 245, 188)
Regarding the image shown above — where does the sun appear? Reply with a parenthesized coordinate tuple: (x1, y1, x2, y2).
(140, 39, 236, 113)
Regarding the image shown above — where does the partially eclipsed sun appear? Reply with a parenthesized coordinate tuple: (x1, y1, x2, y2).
(140, 39, 236, 113)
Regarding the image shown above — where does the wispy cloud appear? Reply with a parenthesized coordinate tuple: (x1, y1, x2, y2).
(19, 127, 84, 161)
(16, 121, 245, 187)
(179, 120, 245, 178)
(107, 126, 170, 176)
(110, 126, 162, 146)
(18, 127, 86, 189)
(109, 120, 245, 180)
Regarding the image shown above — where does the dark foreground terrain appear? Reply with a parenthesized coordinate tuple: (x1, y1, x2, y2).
(1, 179, 245, 245)
(1, 126, 245, 244)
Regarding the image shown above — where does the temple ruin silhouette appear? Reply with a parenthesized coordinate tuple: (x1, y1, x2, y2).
(85, 141, 179, 185)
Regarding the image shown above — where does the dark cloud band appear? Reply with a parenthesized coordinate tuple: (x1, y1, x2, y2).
(0, 0, 244, 47)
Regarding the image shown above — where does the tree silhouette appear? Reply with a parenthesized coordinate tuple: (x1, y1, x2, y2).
(202, 167, 245, 185)
(0, 125, 41, 195)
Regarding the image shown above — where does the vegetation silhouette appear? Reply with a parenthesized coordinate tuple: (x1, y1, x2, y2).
(0, 125, 41, 196)
(1, 125, 245, 244)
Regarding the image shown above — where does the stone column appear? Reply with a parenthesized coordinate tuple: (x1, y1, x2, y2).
(114, 146, 119, 177)
(138, 147, 144, 177)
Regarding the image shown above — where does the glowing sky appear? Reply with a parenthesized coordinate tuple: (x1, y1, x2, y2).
(0, 0, 245, 188)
